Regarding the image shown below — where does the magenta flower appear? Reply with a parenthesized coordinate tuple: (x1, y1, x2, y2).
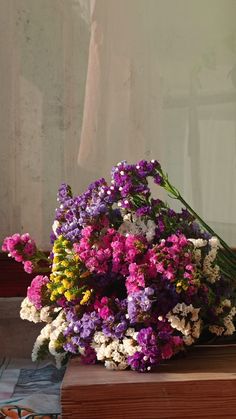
(23, 260, 34, 274)
(27, 275, 49, 309)
(2, 233, 36, 262)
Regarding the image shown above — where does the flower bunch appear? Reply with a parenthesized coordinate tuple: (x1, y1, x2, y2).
(3, 159, 236, 372)
(2, 233, 49, 273)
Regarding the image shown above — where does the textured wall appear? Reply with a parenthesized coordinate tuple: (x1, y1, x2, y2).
(0, 0, 90, 248)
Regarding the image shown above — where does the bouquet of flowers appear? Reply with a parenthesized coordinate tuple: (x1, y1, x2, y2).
(3, 160, 236, 372)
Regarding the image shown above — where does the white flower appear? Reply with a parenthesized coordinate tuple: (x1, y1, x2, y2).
(209, 302, 236, 337)
(171, 303, 200, 320)
(183, 335, 195, 346)
(209, 237, 220, 249)
(20, 297, 41, 323)
(122, 337, 140, 356)
(52, 220, 60, 236)
(40, 306, 55, 323)
(92, 330, 140, 370)
(216, 299, 232, 315)
(123, 213, 132, 222)
(188, 238, 207, 248)
(167, 303, 201, 346)
(117, 361, 128, 370)
(93, 331, 110, 344)
(190, 236, 220, 283)
(209, 325, 224, 336)
(194, 249, 202, 265)
(104, 360, 119, 370)
(192, 320, 201, 338)
(104, 360, 128, 370)
(31, 310, 68, 364)
(112, 351, 125, 363)
(224, 316, 235, 336)
(54, 353, 67, 369)
(96, 344, 106, 361)
(125, 328, 138, 339)
(118, 216, 156, 243)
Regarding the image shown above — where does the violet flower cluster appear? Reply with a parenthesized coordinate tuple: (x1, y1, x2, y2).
(3, 159, 236, 372)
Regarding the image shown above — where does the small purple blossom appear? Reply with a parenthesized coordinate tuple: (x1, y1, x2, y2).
(127, 287, 155, 323)
(63, 309, 102, 351)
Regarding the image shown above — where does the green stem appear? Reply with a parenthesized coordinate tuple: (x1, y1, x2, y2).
(36, 250, 50, 262)
(218, 249, 236, 271)
(35, 266, 51, 273)
(179, 194, 236, 262)
(159, 170, 236, 264)
(217, 256, 236, 280)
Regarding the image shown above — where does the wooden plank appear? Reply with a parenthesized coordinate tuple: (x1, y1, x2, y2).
(61, 346, 236, 418)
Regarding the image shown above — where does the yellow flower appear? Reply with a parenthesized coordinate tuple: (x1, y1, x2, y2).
(65, 290, 76, 301)
(176, 280, 188, 293)
(65, 270, 74, 278)
(80, 290, 92, 305)
(62, 279, 73, 289)
(61, 260, 70, 268)
(53, 256, 61, 264)
(52, 265, 59, 273)
(50, 290, 59, 301)
(74, 254, 80, 263)
(62, 239, 70, 247)
(57, 286, 65, 294)
(53, 275, 63, 284)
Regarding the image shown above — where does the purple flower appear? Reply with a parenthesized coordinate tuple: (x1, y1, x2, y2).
(127, 287, 155, 323)
(154, 174, 163, 185)
(57, 183, 72, 204)
(136, 206, 152, 217)
(128, 327, 161, 372)
(63, 310, 101, 351)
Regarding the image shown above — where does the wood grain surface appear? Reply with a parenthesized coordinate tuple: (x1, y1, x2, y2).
(61, 346, 236, 418)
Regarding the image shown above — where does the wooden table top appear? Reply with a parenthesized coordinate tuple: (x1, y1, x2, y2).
(61, 346, 236, 419)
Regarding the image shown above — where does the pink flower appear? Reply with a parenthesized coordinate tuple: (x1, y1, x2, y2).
(2, 233, 36, 261)
(126, 263, 146, 293)
(14, 254, 24, 263)
(23, 260, 34, 274)
(100, 306, 111, 320)
(165, 267, 174, 281)
(24, 242, 36, 257)
(81, 226, 94, 239)
(156, 262, 164, 273)
(94, 297, 112, 319)
(27, 275, 49, 309)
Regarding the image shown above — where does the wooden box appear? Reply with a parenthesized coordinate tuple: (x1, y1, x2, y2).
(61, 346, 236, 418)
(0, 253, 34, 297)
